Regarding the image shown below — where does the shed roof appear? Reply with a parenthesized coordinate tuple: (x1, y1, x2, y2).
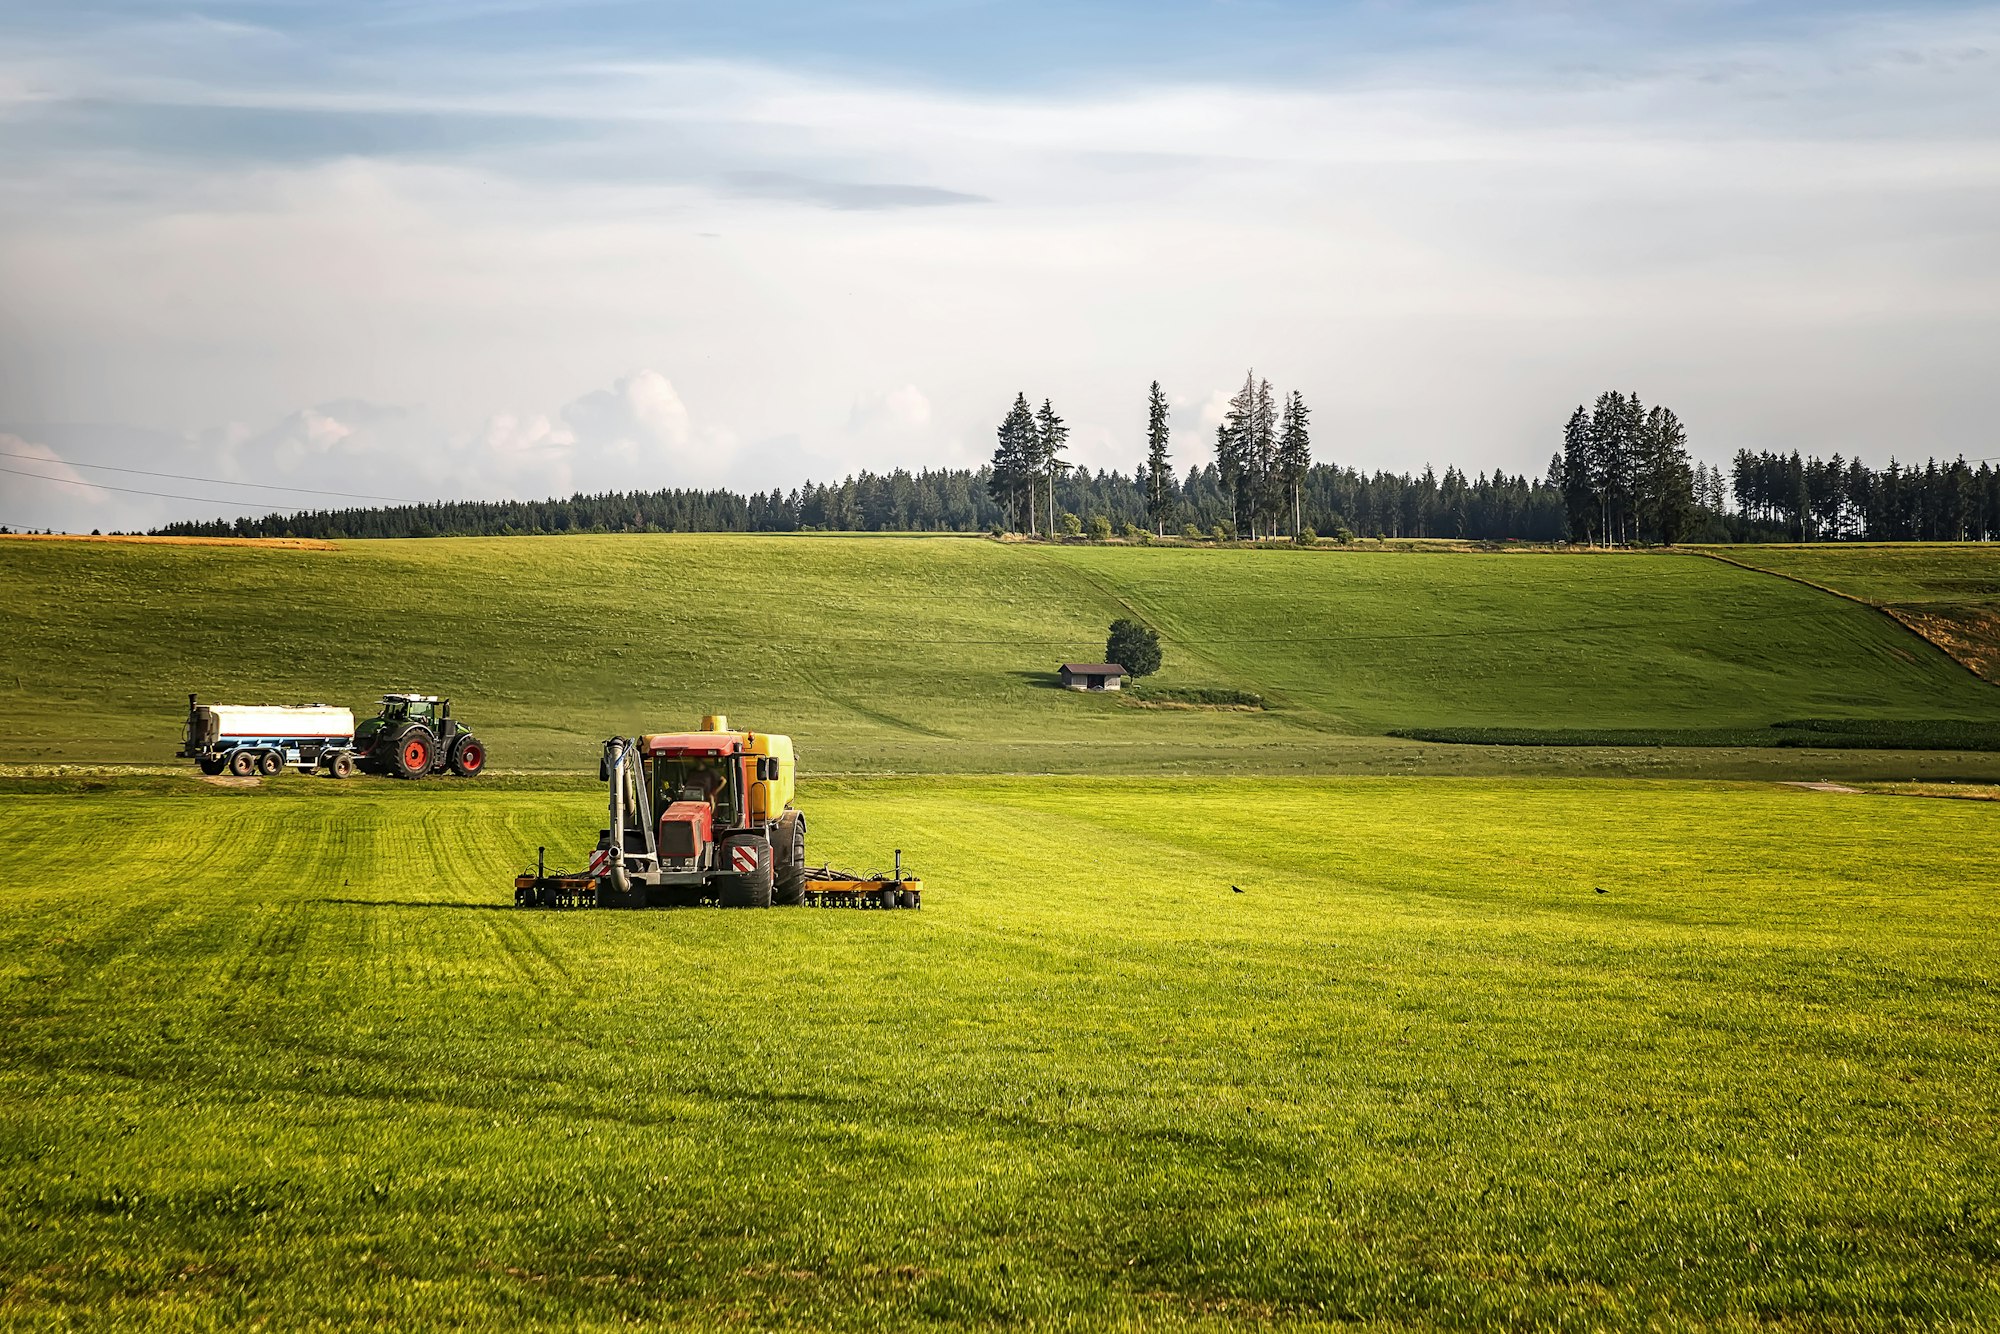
(1060, 663, 1126, 675)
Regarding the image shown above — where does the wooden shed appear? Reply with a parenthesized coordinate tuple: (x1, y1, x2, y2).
(1059, 663, 1127, 692)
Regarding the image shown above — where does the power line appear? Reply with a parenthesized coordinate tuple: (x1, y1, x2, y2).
(0, 449, 410, 503)
(0, 463, 344, 511)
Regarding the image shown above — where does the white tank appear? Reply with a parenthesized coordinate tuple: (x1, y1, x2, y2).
(200, 704, 355, 743)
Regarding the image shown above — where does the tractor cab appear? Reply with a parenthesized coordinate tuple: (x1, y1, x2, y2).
(375, 694, 446, 727)
(649, 751, 741, 827)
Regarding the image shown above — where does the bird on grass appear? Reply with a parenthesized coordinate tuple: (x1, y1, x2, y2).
(1232, 885, 1243, 894)
(1594, 887, 1607, 895)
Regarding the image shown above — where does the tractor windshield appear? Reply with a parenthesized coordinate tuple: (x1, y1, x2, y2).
(651, 755, 738, 825)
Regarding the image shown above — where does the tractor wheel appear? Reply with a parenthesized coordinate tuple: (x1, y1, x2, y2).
(449, 735, 486, 778)
(716, 836, 774, 908)
(228, 750, 257, 778)
(391, 729, 433, 780)
(257, 750, 284, 777)
(771, 812, 806, 905)
(328, 754, 355, 780)
(198, 757, 226, 776)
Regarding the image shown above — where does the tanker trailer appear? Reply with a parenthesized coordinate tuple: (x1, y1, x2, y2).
(180, 694, 359, 778)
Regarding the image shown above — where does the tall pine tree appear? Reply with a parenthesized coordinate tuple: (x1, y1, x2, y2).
(1034, 398, 1070, 540)
(1277, 390, 1311, 537)
(1145, 380, 1173, 535)
(1250, 379, 1279, 537)
(988, 393, 1038, 532)
(1561, 406, 1597, 543)
(1216, 371, 1257, 538)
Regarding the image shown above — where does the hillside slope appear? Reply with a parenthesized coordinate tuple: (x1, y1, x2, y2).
(1701, 544, 2000, 682)
(3, 535, 1995, 770)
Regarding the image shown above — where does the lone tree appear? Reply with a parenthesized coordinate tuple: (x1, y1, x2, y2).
(1105, 618, 1162, 678)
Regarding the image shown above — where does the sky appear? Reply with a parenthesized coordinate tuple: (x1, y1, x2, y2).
(2, 0, 1997, 532)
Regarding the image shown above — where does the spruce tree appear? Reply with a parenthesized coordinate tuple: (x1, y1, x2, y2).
(1277, 390, 1311, 537)
(1034, 398, 1069, 540)
(1638, 406, 1694, 544)
(1251, 379, 1279, 537)
(1561, 406, 1597, 543)
(1145, 381, 1173, 535)
(1216, 372, 1257, 538)
(989, 393, 1039, 533)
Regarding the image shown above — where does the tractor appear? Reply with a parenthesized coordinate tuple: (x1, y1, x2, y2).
(513, 715, 922, 910)
(354, 694, 487, 779)
(591, 715, 805, 908)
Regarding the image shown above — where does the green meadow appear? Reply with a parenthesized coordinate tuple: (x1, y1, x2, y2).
(5, 535, 2000, 1329)
(4, 535, 1997, 773)
(2, 775, 1996, 1330)
(1703, 544, 2000, 684)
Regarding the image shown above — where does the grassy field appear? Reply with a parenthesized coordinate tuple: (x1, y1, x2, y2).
(1701, 544, 2000, 682)
(5, 535, 1997, 773)
(1, 774, 1996, 1330)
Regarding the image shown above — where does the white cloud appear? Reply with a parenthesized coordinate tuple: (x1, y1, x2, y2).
(0, 435, 111, 529)
(848, 384, 932, 432)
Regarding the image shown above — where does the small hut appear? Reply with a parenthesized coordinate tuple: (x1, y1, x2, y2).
(1059, 663, 1127, 692)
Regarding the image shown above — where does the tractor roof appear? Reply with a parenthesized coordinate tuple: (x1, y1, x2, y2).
(643, 732, 744, 757)
(381, 694, 442, 703)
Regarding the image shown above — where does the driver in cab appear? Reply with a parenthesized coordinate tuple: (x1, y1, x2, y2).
(685, 760, 723, 802)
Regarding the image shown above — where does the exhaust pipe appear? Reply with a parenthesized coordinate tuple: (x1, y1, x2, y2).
(604, 737, 632, 898)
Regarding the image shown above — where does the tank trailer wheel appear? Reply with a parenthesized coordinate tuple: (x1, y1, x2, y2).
(198, 757, 226, 777)
(228, 750, 257, 778)
(257, 750, 284, 777)
(717, 836, 774, 908)
(772, 812, 807, 905)
(328, 753, 355, 780)
(449, 736, 486, 778)
(392, 730, 433, 780)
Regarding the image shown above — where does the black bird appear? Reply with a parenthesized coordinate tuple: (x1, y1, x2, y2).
(1232, 885, 1243, 894)
(1594, 887, 1607, 894)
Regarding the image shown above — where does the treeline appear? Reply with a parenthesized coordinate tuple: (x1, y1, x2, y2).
(147, 383, 1998, 544)
(1731, 451, 2000, 542)
(153, 462, 1578, 541)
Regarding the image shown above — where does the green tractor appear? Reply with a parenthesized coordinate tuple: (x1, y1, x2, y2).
(354, 694, 487, 779)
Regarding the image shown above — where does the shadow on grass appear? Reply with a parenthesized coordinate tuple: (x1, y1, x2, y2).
(1007, 669, 1072, 691)
(313, 897, 514, 912)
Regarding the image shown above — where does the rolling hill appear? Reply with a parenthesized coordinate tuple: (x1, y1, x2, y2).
(1701, 543, 2000, 682)
(3, 534, 1996, 771)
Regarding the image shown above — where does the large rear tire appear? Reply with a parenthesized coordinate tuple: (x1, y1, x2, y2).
(449, 735, 486, 778)
(771, 812, 807, 905)
(391, 729, 433, 780)
(716, 836, 774, 908)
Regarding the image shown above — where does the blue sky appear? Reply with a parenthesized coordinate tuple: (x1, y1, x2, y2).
(1, 1, 1997, 529)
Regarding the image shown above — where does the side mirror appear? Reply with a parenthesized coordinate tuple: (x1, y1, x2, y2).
(598, 756, 610, 781)
(758, 757, 779, 780)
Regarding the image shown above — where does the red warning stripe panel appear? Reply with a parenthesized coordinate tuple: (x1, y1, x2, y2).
(587, 849, 610, 875)
(730, 844, 759, 873)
